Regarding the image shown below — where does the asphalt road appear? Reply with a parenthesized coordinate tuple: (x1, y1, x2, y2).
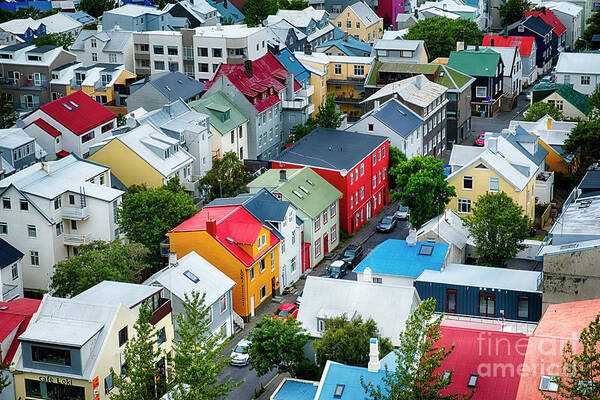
(222, 363, 277, 399)
(469, 94, 531, 142)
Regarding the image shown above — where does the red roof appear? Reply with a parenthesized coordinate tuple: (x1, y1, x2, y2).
(435, 326, 528, 400)
(56, 150, 70, 157)
(30, 118, 61, 137)
(525, 9, 566, 36)
(39, 91, 116, 136)
(170, 205, 280, 266)
(0, 298, 41, 365)
(516, 299, 600, 399)
(204, 52, 302, 113)
(483, 35, 535, 56)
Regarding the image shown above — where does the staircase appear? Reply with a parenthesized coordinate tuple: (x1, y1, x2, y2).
(232, 311, 244, 333)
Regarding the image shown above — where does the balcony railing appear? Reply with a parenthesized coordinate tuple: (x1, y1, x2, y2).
(2, 283, 19, 301)
(297, 85, 314, 98)
(150, 298, 172, 325)
(282, 97, 309, 109)
(63, 232, 93, 246)
(328, 76, 366, 85)
(62, 206, 90, 220)
(334, 93, 363, 103)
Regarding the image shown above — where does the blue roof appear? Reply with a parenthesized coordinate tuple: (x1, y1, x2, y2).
(63, 11, 96, 25)
(0, 0, 52, 12)
(355, 239, 449, 277)
(133, 71, 204, 101)
(275, 48, 311, 86)
(317, 37, 372, 56)
(121, 0, 155, 5)
(209, 0, 244, 24)
(273, 380, 318, 400)
(523, 16, 553, 36)
(372, 99, 423, 139)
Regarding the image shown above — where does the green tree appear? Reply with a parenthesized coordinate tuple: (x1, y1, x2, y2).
(13, 6, 58, 19)
(222, 15, 235, 25)
(498, 0, 530, 25)
(589, 84, 600, 111)
(290, 93, 343, 143)
(248, 316, 310, 377)
(362, 299, 473, 400)
(31, 32, 75, 50)
(391, 156, 456, 228)
(242, 0, 279, 26)
(279, 0, 309, 10)
(0, 88, 17, 129)
(50, 240, 148, 297)
(564, 117, 600, 174)
(541, 313, 600, 399)
(198, 151, 249, 203)
(388, 147, 407, 187)
(110, 302, 162, 400)
(118, 177, 197, 258)
(314, 315, 394, 369)
(575, 11, 600, 51)
(464, 192, 529, 267)
(404, 17, 484, 61)
(78, 0, 117, 18)
(0, 350, 10, 394)
(522, 101, 565, 122)
(169, 291, 240, 400)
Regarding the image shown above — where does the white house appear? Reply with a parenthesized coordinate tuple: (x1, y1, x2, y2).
(21, 90, 117, 160)
(0, 238, 24, 301)
(69, 29, 135, 72)
(555, 52, 600, 95)
(144, 251, 237, 339)
(416, 209, 474, 264)
(0, 155, 124, 294)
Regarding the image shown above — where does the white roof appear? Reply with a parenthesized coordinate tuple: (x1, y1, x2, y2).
(0, 17, 40, 35)
(416, 209, 473, 249)
(38, 13, 82, 34)
(508, 115, 575, 146)
(419, 0, 477, 13)
(19, 318, 104, 347)
(193, 24, 264, 38)
(266, 7, 328, 28)
(529, 0, 582, 15)
(0, 128, 33, 149)
(0, 154, 123, 202)
(306, 23, 334, 42)
(556, 52, 600, 75)
(548, 195, 600, 238)
(294, 51, 374, 65)
(448, 144, 484, 167)
(373, 39, 421, 51)
(382, 31, 405, 40)
(144, 251, 235, 307)
(105, 4, 164, 17)
(0, 44, 69, 66)
(91, 122, 194, 178)
(348, 1, 381, 26)
(538, 238, 600, 257)
(364, 74, 448, 107)
(297, 276, 420, 346)
(73, 281, 161, 308)
(420, 8, 460, 19)
(416, 263, 542, 293)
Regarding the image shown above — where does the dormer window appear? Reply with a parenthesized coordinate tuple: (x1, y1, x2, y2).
(32, 345, 71, 366)
(334, 384, 345, 398)
(174, 144, 178, 152)
(27, 55, 42, 61)
(223, 110, 230, 121)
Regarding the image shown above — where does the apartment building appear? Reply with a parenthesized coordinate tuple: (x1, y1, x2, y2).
(0, 43, 76, 111)
(69, 29, 135, 73)
(0, 128, 47, 177)
(265, 7, 335, 49)
(102, 4, 187, 31)
(0, 155, 124, 294)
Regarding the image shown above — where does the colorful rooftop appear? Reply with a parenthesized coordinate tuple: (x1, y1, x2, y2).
(483, 35, 535, 56)
(525, 9, 566, 36)
(367, 61, 473, 91)
(0, 298, 41, 365)
(448, 49, 502, 77)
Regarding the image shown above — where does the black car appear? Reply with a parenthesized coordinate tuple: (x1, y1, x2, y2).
(327, 260, 347, 279)
(340, 244, 364, 269)
(377, 215, 397, 233)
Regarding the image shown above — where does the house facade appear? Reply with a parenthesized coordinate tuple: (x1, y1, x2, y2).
(69, 29, 135, 73)
(525, 9, 567, 63)
(331, 1, 383, 43)
(370, 39, 428, 63)
(0, 238, 25, 301)
(265, 7, 335, 50)
(163, 0, 220, 28)
(530, 82, 591, 120)
(0, 155, 123, 294)
(415, 209, 473, 264)
(0, 128, 47, 177)
(508, 16, 553, 75)
(272, 128, 389, 234)
(554, 52, 600, 95)
(482, 35, 538, 85)
(102, 4, 187, 31)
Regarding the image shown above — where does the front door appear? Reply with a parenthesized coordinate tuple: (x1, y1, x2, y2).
(323, 233, 329, 254)
(250, 296, 255, 317)
(367, 200, 372, 219)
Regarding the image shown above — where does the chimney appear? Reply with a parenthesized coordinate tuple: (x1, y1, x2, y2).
(279, 169, 287, 182)
(491, 38, 495, 46)
(374, 99, 380, 110)
(285, 73, 294, 99)
(304, 44, 312, 55)
(487, 135, 498, 154)
(547, 116, 552, 130)
(244, 59, 253, 77)
(114, 24, 120, 31)
(206, 218, 217, 236)
(442, 3, 447, 10)
(97, 24, 102, 32)
(41, 161, 50, 173)
(343, 33, 349, 42)
(475, 44, 479, 51)
(406, 228, 417, 246)
(168, 252, 178, 266)
(363, 267, 372, 282)
(367, 338, 380, 372)
(224, 0, 228, 7)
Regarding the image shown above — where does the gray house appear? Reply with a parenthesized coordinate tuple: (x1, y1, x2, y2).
(102, 4, 188, 32)
(0, 128, 46, 178)
(265, 7, 335, 50)
(323, 0, 376, 16)
(145, 251, 238, 339)
(266, 19, 308, 52)
(126, 71, 205, 112)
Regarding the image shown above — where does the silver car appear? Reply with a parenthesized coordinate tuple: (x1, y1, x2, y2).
(395, 205, 410, 220)
(230, 338, 250, 366)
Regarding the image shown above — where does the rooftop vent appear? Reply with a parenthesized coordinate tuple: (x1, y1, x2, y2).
(183, 270, 199, 283)
(467, 374, 478, 388)
(333, 384, 345, 398)
(69, 100, 79, 108)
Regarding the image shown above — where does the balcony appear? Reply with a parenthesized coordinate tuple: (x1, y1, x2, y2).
(282, 97, 309, 110)
(150, 298, 172, 325)
(62, 206, 90, 220)
(334, 93, 364, 104)
(328, 76, 366, 85)
(63, 232, 93, 246)
(297, 85, 314, 98)
(20, 79, 48, 91)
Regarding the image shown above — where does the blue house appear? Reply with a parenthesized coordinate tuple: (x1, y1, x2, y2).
(508, 16, 553, 74)
(354, 239, 449, 286)
(102, 4, 187, 32)
(415, 263, 543, 322)
(274, 47, 311, 87)
(208, 0, 244, 24)
(0, 1, 52, 12)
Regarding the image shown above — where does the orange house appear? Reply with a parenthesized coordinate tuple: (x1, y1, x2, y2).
(167, 205, 280, 320)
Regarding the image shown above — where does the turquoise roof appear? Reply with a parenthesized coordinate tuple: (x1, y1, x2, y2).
(208, 0, 244, 23)
(273, 380, 318, 400)
(317, 36, 373, 56)
(275, 48, 311, 85)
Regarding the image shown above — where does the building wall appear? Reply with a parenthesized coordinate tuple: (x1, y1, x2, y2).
(126, 84, 167, 112)
(416, 229, 466, 264)
(347, 114, 422, 158)
(277, 205, 302, 289)
(555, 71, 600, 95)
(332, 7, 383, 42)
(355, 272, 414, 286)
(535, 135, 571, 174)
(71, 36, 135, 72)
(326, 59, 372, 120)
(540, 92, 587, 121)
(0, 257, 23, 301)
(209, 121, 249, 160)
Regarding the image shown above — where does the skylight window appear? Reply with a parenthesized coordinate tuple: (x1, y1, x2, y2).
(292, 190, 303, 199)
(333, 384, 345, 398)
(299, 185, 309, 194)
(442, 370, 452, 382)
(559, 243, 578, 250)
(306, 179, 314, 186)
(467, 374, 478, 388)
(183, 270, 199, 283)
(69, 100, 79, 108)
(62, 103, 73, 111)
(418, 244, 434, 256)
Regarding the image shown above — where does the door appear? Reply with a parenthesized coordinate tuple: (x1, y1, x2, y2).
(446, 289, 457, 313)
(479, 293, 495, 317)
(250, 296, 255, 317)
(323, 233, 329, 255)
(367, 200, 372, 219)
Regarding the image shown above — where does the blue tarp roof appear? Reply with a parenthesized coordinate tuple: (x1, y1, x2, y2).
(0, 0, 52, 12)
(209, 0, 244, 24)
(272, 380, 318, 400)
(355, 239, 449, 278)
(62, 11, 96, 25)
(275, 48, 311, 85)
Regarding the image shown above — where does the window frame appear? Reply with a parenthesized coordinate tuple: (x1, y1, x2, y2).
(463, 175, 473, 190)
(446, 289, 457, 313)
(517, 296, 529, 320)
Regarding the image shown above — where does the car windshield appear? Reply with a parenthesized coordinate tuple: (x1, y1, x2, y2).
(382, 217, 393, 224)
(330, 265, 340, 273)
(234, 345, 248, 354)
(276, 309, 290, 317)
(479, 133, 485, 138)
(399, 206, 408, 212)
(344, 249, 356, 257)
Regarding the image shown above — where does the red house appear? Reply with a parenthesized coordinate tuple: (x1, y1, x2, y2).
(271, 128, 389, 234)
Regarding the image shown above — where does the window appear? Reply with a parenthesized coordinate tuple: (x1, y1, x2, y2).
(468, 374, 478, 388)
(212, 48, 223, 57)
(475, 86, 487, 98)
(30, 251, 39, 266)
(153, 45, 164, 54)
(154, 61, 165, 70)
(446, 289, 457, 313)
(334, 384, 345, 398)
(330, 202, 336, 218)
(489, 177, 499, 192)
(581, 75, 591, 85)
(260, 285, 267, 299)
(518, 296, 529, 319)
(331, 225, 337, 243)
(55, 222, 63, 236)
(540, 376, 559, 392)
(11, 263, 18, 280)
(260, 258, 266, 273)
(458, 198, 471, 213)
(20, 199, 28, 210)
(102, 122, 114, 133)
(291, 257, 297, 272)
(317, 318, 326, 332)
(0, 222, 6, 235)
(118, 327, 128, 347)
(372, 176, 376, 189)
(156, 327, 166, 345)
(353, 65, 364, 76)
(104, 373, 114, 394)
(25, 380, 42, 397)
(32, 346, 71, 366)
(92, 52, 97, 61)
(355, 21, 360, 28)
(167, 46, 178, 56)
(463, 176, 473, 190)
(314, 214, 321, 231)
(250, 266, 255, 281)
(334, 64, 341, 74)
(360, 185, 365, 199)
(314, 238, 321, 258)
(27, 225, 36, 238)
(442, 370, 452, 382)
(109, 53, 117, 63)
(555, 100, 563, 110)
(271, 250, 275, 270)
(360, 163, 365, 176)
(81, 131, 95, 144)
(346, 20, 352, 28)
(479, 293, 495, 317)
(2, 197, 10, 209)
(219, 295, 227, 314)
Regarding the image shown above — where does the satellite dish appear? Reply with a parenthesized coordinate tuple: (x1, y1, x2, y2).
(340, 169, 348, 177)
(126, 117, 137, 129)
(15, 120, 24, 129)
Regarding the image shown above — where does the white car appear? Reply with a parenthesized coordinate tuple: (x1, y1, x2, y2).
(394, 205, 410, 220)
(230, 338, 250, 366)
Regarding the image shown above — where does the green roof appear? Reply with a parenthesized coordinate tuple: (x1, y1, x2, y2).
(448, 49, 501, 77)
(248, 167, 342, 218)
(533, 83, 592, 115)
(189, 92, 248, 135)
(366, 61, 473, 90)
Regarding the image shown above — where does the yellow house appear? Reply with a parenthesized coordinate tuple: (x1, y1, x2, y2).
(332, 1, 383, 43)
(447, 135, 538, 221)
(13, 282, 174, 400)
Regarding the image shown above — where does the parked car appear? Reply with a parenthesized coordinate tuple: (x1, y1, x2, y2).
(376, 215, 396, 233)
(340, 244, 363, 269)
(395, 204, 410, 220)
(230, 338, 251, 366)
(273, 303, 299, 321)
(327, 260, 347, 279)
(475, 132, 485, 147)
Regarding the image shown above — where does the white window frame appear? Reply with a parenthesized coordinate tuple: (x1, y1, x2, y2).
(475, 86, 487, 98)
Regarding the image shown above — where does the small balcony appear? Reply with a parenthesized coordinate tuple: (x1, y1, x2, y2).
(150, 298, 172, 325)
(282, 97, 309, 110)
(63, 232, 93, 246)
(20, 79, 48, 91)
(297, 85, 314, 98)
(334, 93, 364, 104)
(2, 283, 20, 301)
(62, 206, 90, 220)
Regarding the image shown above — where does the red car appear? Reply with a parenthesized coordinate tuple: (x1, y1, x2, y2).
(475, 132, 485, 146)
(273, 303, 298, 321)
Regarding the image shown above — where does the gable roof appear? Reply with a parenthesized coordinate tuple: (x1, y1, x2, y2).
(555, 52, 600, 75)
(355, 239, 449, 277)
(188, 92, 248, 135)
(70, 30, 132, 53)
(483, 35, 535, 56)
(37, 12, 82, 34)
(348, 1, 381, 26)
(521, 15, 554, 36)
(416, 209, 472, 249)
(525, 9, 566, 36)
(131, 71, 204, 101)
(532, 83, 592, 115)
(104, 3, 163, 17)
(448, 49, 502, 77)
(274, 48, 311, 84)
(503, 131, 548, 166)
(208, 0, 244, 23)
(317, 36, 373, 56)
(62, 10, 96, 25)
(360, 98, 424, 138)
(364, 74, 448, 107)
(72, 281, 161, 309)
(38, 91, 115, 135)
(272, 128, 388, 171)
(266, 6, 328, 28)
(0, 298, 41, 365)
(0, 238, 24, 269)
